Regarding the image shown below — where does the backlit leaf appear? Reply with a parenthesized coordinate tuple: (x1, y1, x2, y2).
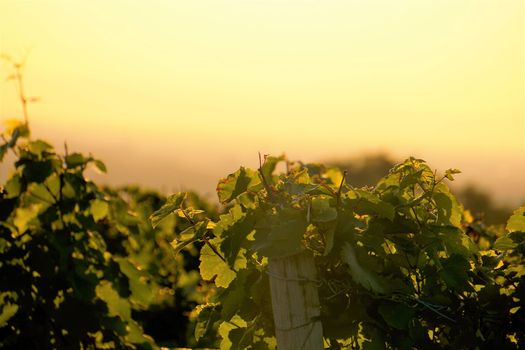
(433, 183, 463, 227)
(195, 303, 220, 341)
(91, 199, 109, 222)
(252, 208, 307, 258)
(149, 192, 186, 228)
(96, 281, 132, 320)
(0, 303, 19, 327)
(200, 237, 236, 288)
(13, 204, 41, 234)
(65, 153, 86, 168)
(27, 140, 53, 158)
(506, 206, 525, 233)
(444, 168, 461, 181)
(260, 154, 285, 184)
(311, 196, 337, 223)
(93, 159, 107, 173)
(493, 236, 517, 251)
(347, 189, 395, 221)
(217, 167, 261, 204)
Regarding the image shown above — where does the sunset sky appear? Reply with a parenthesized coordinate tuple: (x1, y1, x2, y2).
(1, 0, 524, 203)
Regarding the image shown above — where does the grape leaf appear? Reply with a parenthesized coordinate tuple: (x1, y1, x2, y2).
(378, 301, 414, 330)
(93, 159, 107, 173)
(90, 199, 109, 222)
(65, 153, 86, 168)
(194, 303, 220, 342)
(341, 242, 385, 294)
(217, 167, 261, 204)
(149, 192, 186, 228)
(493, 236, 517, 251)
(200, 237, 236, 288)
(347, 189, 395, 221)
(0, 303, 19, 327)
(506, 206, 525, 233)
(433, 183, 463, 227)
(260, 154, 285, 184)
(311, 196, 337, 223)
(252, 208, 307, 258)
(439, 254, 472, 291)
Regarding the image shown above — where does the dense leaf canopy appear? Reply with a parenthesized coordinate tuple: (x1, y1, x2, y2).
(153, 155, 525, 349)
(0, 121, 215, 349)
(1, 120, 524, 349)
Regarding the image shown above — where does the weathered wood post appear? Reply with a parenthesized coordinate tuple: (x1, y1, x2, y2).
(267, 251, 323, 349)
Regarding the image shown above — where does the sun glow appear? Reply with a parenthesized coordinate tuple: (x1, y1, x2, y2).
(1, 0, 524, 201)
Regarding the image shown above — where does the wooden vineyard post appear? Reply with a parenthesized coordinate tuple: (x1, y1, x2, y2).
(267, 251, 323, 349)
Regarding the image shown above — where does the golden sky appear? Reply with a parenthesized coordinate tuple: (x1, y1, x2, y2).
(1, 0, 524, 203)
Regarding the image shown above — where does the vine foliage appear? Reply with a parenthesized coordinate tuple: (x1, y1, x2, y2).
(0, 121, 219, 349)
(152, 155, 525, 349)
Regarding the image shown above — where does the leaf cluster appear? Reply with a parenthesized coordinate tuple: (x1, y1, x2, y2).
(153, 155, 525, 349)
(0, 121, 215, 349)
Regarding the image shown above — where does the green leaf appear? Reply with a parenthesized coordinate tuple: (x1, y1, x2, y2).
(444, 168, 461, 181)
(60, 173, 83, 199)
(433, 225, 477, 257)
(27, 140, 53, 157)
(124, 319, 151, 345)
(0, 303, 19, 327)
(3, 119, 29, 139)
(439, 254, 472, 291)
(341, 242, 385, 294)
(506, 206, 525, 233)
(433, 183, 463, 227)
(323, 226, 335, 256)
(493, 235, 517, 251)
(253, 208, 307, 258)
(93, 159, 107, 173)
(149, 192, 186, 228)
(116, 258, 154, 308)
(218, 315, 247, 350)
(217, 206, 256, 265)
(90, 199, 109, 222)
(65, 153, 86, 168)
(220, 269, 252, 320)
(96, 281, 132, 320)
(260, 154, 285, 184)
(26, 181, 57, 205)
(282, 167, 320, 195)
(399, 169, 425, 189)
(194, 304, 220, 342)
(347, 189, 395, 221)
(4, 174, 22, 198)
(217, 167, 262, 204)
(13, 204, 42, 234)
(323, 167, 344, 187)
(171, 221, 208, 254)
(23, 160, 54, 183)
(311, 196, 338, 223)
(229, 326, 255, 350)
(378, 301, 414, 330)
(200, 237, 236, 288)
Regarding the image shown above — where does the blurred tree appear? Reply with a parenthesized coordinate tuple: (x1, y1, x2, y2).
(457, 184, 513, 225)
(330, 153, 396, 188)
(329, 153, 514, 225)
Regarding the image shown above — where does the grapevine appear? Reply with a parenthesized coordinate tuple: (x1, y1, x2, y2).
(152, 155, 525, 349)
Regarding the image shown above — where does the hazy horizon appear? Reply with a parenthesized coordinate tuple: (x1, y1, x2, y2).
(1, 0, 524, 205)
(0, 118, 521, 207)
